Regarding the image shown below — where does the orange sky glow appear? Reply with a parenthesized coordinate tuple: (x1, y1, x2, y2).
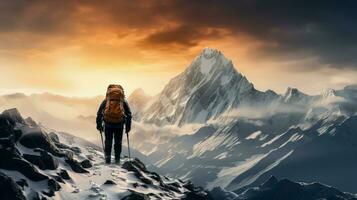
(1, 0, 356, 97)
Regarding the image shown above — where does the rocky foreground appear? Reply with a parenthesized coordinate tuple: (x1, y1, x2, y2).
(0, 108, 211, 200)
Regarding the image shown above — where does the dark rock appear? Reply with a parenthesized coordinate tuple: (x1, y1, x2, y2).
(65, 158, 88, 173)
(168, 181, 181, 188)
(48, 132, 59, 143)
(16, 179, 28, 189)
(58, 169, 71, 180)
(43, 179, 61, 197)
(2, 108, 25, 124)
(80, 159, 92, 168)
(0, 145, 21, 159)
(52, 175, 64, 183)
(140, 177, 153, 185)
(19, 129, 64, 157)
(25, 117, 37, 126)
(183, 181, 195, 191)
(0, 157, 48, 181)
(0, 114, 22, 142)
(23, 152, 59, 170)
(48, 179, 61, 191)
(70, 146, 81, 154)
(103, 180, 117, 185)
(0, 172, 26, 200)
(122, 159, 153, 185)
(166, 182, 182, 193)
(132, 182, 139, 188)
(122, 190, 150, 200)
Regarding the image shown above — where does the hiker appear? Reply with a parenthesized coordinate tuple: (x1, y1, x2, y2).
(96, 84, 132, 164)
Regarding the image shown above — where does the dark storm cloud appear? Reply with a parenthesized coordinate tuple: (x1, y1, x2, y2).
(161, 0, 357, 69)
(1, 0, 357, 69)
(0, 0, 77, 33)
(141, 25, 222, 47)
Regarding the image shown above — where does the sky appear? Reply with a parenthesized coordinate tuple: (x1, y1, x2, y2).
(1, 0, 357, 97)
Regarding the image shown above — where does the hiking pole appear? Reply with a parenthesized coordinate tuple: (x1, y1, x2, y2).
(126, 132, 131, 161)
(100, 129, 105, 159)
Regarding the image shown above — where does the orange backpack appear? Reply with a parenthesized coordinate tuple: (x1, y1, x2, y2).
(103, 84, 125, 123)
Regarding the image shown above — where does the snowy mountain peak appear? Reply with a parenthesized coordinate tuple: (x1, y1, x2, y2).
(282, 87, 310, 104)
(201, 47, 221, 59)
(185, 47, 235, 78)
(140, 48, 280, 126)
(322, 88, 337, 99)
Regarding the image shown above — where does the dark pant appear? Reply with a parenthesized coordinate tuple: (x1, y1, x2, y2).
(104, 124, 123, 161)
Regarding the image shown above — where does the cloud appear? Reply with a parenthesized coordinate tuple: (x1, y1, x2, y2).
(140, 25, 223, 49)
(1, 0, 357, 71)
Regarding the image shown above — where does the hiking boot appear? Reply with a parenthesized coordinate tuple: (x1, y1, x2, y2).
(114, 159, 120, 165)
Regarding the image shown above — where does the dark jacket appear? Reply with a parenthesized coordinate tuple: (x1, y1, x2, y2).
(96, 99, 132, 132)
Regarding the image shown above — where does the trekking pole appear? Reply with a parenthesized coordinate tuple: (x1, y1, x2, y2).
(100, 129, 105, 159)
(126, 132, 131, 161)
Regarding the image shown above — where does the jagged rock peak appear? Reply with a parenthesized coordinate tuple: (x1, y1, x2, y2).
(283, 87, 309, 103)
(2, 108, 25, 124)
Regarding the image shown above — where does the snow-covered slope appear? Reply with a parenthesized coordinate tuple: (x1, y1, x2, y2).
(140, 48, 279, 126)
(0, 108, 210, 200)
(128, 88, 154, 120)
(134, 82, 357, 194)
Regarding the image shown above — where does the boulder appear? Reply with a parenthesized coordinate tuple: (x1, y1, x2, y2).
(0, 157, 48, 181)
(58, 169, 71, 180)
(19, 129, 64, 157)
(0, 114, 22, 141)
(2, 108, 25, 124)
(0, 172, 26, 200)
(103, 180, 117, 185)
(16, 179, 28, 189)
(80, 159, 92, 168)
(23, 151, 59, 170)
(65, 158, 88, 173)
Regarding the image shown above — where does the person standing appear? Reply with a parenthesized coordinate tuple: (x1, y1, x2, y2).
(96, 84, 132, 164)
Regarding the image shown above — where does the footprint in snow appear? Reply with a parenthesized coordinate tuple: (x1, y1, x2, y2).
(89, 181, 107, 199)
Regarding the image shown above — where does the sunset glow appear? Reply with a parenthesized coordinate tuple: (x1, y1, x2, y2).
(1, 0, 356, 96)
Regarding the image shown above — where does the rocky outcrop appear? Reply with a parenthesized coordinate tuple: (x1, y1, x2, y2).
(0, 172, 26, 200)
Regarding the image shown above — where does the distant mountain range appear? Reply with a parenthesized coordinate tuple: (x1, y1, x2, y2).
(127, 48, 357, 194)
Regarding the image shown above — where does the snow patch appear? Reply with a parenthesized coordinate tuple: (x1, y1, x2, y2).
(246, 131, 262, 140)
